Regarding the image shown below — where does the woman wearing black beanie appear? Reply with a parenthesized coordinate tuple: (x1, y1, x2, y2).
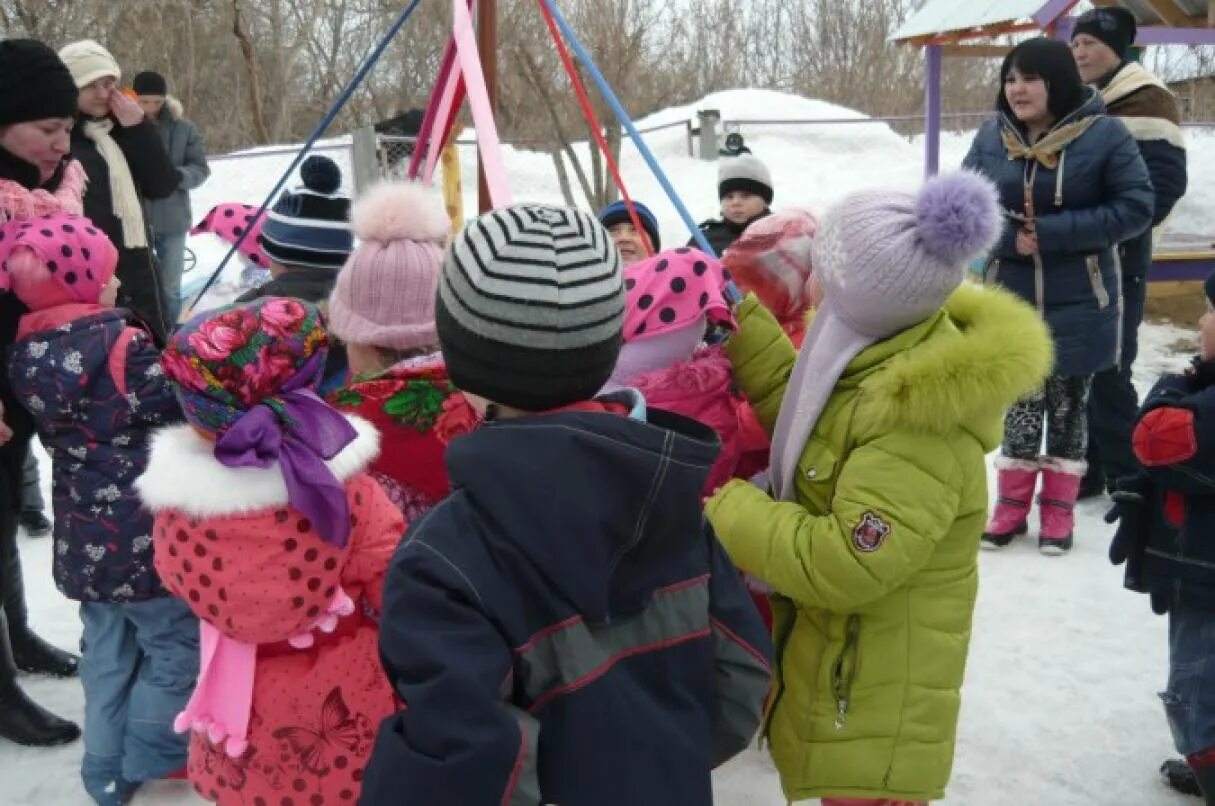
(0, 37, 85, 747)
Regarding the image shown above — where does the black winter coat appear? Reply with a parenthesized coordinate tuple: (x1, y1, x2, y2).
(70, 117, 177, 341)
(687, 210, 769, 257)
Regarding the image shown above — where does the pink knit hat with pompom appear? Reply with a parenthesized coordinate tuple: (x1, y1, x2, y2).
(0, 213, 118, 310)
(327, 182, 450, 351)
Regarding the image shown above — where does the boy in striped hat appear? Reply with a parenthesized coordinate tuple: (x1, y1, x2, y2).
(237, 154, 354, 392)
(361, 203, 772, 806)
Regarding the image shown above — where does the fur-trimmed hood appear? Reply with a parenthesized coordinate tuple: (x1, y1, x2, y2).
(849, 282, 1052, 448)
(155, 95, 185, 122)
(136, 414, 380, 517)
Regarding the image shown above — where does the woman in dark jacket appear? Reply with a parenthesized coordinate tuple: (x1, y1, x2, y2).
(0, 37, 85, 747)
(964, 37, 1153, 556)
(58, 40, 177, 344)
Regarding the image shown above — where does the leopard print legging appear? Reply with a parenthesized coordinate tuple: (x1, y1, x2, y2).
(1002, 373, 1093, 461)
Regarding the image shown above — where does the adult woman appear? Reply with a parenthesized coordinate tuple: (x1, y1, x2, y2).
(57, 40, 177, 343)
(0, 37, 86, 747)
(964, 37, 1153, 555)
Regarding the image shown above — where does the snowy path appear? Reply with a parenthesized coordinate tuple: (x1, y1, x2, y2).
(0, 319, 1200, 805)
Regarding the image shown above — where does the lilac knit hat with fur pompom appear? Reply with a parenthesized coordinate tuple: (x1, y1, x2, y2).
(768, 171, 1001, 501)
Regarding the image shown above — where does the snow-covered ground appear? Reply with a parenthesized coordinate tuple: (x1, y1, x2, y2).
(5, 88, 1213, 804)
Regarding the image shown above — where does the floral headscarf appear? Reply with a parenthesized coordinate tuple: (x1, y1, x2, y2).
(162, 298, 358, 547)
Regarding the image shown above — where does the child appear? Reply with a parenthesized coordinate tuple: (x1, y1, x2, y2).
(1107, 273, 1215, 805)
(690, 153, 773, 256)
(704, 174, 1052, 805)
(138, 298, 405, 805)
(360, 204, 773, 806)
(1, 213, 198, 804)
(597, 199, 660, 267)
(722, 207, 819, 347)
(602, 246, 767, 494)
(236, 154, 355, 395)
(327, 181, 464, 521)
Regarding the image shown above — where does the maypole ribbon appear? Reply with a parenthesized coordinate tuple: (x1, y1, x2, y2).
(423, 61, 465, 184)
(452, 0, 512, 208)
(536, 0, 653, 258)
(408, 0, 475, 182)
(190, 0, 425, 309)
(537, 0, 740, 303)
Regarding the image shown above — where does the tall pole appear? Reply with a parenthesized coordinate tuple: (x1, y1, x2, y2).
(477, 0, 498, 213)
(924, 44, 942, 178)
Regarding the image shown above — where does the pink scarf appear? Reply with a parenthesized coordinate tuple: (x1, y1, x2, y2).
(0, 161, 87, 221)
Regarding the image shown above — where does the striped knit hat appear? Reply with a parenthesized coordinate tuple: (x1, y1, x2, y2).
(436, 204, 625, 411)
(261, 156, 353, 272)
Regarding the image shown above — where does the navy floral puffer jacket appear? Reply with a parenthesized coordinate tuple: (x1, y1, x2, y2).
(8, 307, 182, 602)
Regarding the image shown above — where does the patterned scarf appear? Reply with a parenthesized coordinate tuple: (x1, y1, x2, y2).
(82, 119, 147, 248)
(999, 116, 1097, 170)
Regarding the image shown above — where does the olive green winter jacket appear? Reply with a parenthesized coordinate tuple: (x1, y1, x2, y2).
(705, 283, 1052, 803)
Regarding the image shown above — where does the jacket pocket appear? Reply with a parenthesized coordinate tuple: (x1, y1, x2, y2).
(795, 436, 839, 497)
(1085, 254, 1110, 309)
(830, 614, 861, 731)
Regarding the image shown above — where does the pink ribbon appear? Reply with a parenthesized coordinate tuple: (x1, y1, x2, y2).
(451, 0, 512, 208)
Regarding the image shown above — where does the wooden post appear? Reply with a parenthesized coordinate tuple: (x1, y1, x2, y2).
(477, 0, 498, 213)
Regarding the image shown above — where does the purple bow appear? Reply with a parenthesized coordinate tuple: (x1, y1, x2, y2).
(213, 355, 358, 548)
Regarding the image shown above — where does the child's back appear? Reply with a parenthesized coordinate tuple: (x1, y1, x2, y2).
(361, 204, 772, 806)
(11, 305, 176, 601)
(326, 181, 461, 519)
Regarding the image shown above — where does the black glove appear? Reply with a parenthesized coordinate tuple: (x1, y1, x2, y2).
(1106, 476, 1149, 566)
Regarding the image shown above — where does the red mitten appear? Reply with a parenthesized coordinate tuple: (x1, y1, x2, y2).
(1133, 406, 1198, 467)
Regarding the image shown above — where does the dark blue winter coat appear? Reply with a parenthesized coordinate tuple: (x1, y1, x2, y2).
(963, 90, 1154, 377)
(1111, 362, 1215, 614)
(361, 402, 773, 806)
(7, 307, 182, 602)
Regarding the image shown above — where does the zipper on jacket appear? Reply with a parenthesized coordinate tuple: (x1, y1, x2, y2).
(831, 614, 861, 731)
(1086, 254, 1110, 309)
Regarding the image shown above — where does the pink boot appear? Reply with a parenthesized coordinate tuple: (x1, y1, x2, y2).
(981, 457, 1039, 550)
(1038, 456, 1086, 556)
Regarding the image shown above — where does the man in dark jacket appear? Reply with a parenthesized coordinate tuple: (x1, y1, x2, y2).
(134, 71, 210, 327)
(688, 153, 772, 256)
(361, 204, 772, 806)
(1073, 7, 1189, 498)
(58, 40, 178, 344)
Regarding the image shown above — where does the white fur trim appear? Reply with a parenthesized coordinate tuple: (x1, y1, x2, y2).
(1039, 456, 1087, 477)
(994, 456, 1040, 472)
(351, 181, 450, 245)
(136, 414, 380, 517)
(1119, 115, 1186, 150)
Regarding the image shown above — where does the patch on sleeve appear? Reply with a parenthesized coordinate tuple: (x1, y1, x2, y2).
(852, 511, 892, 553)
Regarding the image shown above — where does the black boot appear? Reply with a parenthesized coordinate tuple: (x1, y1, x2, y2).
(1162, 758, 1204, 798)
(1, 522, 77, 678)
(17, 510, 50, 538)
(0, 608, 79, 746)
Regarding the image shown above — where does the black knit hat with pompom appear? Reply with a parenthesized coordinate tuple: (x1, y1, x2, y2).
(260, 154, 353, 271)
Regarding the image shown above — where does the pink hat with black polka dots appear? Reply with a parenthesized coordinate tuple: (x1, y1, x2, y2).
(622, 247, 735, 343)
(191, 203, 271, 269)
(0, 213, 118, 310)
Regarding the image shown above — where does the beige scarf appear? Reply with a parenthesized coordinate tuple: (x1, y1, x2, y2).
(82, 119, 147, 249)
(1000, 116, 1097, 170)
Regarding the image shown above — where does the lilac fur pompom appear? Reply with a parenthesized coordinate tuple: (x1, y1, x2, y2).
(914, 171, 1000, 266)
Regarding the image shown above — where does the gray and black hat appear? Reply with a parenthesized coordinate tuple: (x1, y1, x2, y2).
(436, 204, 625, 412)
